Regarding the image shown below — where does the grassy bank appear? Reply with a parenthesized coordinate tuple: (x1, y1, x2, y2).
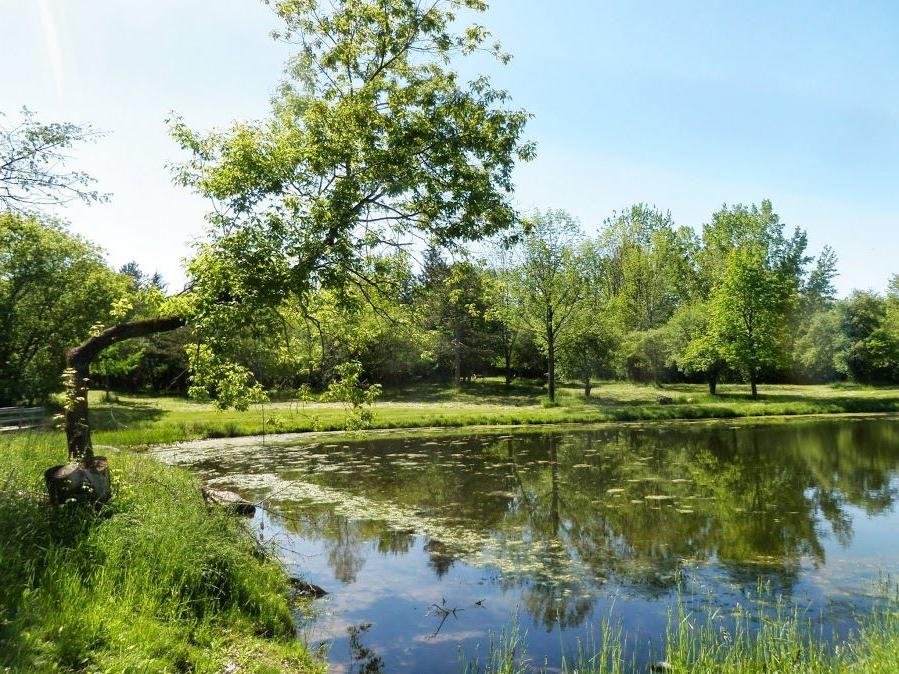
(0, 432, 323, 674)
(77, 380, 899, 447)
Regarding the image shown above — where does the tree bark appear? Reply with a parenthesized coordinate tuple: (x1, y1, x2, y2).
(504, 348, 512, 387)
(546, 324, 555, 402)
(452, 319, 462, 389)
(708, 374, 717, 396)
(584, 377, 591, 398)
(65, 316, 185, 463)
(750, 373, 758, 398)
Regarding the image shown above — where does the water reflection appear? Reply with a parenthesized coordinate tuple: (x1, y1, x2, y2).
(154, 416, 899, 671)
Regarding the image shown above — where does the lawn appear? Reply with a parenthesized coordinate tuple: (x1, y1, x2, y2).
(76, 379, 899, 448)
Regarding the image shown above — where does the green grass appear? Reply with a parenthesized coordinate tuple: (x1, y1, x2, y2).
(7, 381, 899, 672)
(463, 590, 899, 674)
(68, 379, 899, 448)
(0, 433, 324, 674)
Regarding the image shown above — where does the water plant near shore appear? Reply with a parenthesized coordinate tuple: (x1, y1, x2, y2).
(462, 587, 899, 674)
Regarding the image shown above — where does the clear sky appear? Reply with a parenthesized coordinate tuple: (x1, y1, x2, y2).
(3, 0, 898, 295)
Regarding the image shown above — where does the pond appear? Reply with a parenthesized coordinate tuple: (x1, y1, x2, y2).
(153, 416, 899, 672)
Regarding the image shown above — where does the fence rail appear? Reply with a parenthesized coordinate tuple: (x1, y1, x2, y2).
(0, 406, 46, 430)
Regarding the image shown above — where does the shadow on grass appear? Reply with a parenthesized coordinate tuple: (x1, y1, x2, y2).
(382, 379, 546, 406)
(89, 398, 166, 431)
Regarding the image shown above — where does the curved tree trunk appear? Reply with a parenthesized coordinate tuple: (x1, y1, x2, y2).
(64, 316, 185, 462)
(47, 316, 185, 505)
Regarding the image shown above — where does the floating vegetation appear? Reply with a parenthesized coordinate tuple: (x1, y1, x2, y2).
(150, 416, 899, 660)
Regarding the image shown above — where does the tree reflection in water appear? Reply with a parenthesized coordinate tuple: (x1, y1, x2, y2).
(210, 417, 899, 633)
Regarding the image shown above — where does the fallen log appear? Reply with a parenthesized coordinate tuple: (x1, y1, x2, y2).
(201, 487, 256, 516)
(288, 576, 328, 598)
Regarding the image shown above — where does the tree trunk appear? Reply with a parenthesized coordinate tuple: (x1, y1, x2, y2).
(708, 374, 717, 396)
(504, 348, 512, 387)
(47, 316, 185, 505)
(452, 320, 462, 389)
(64, 316, 185, 462)
(546, 325, 555, 402)
(584, 377, 591, 398)
(750, 374, 758, 398)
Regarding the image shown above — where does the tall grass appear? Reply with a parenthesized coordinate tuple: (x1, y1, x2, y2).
(462, 590, 898, 674)
(0, 432, 322, 673)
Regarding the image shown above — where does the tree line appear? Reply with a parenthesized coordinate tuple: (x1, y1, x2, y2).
(2, 0, 898, 423)
(4, 199, 898, 407)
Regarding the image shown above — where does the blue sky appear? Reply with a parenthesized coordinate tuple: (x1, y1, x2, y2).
(2, 0, 898, 294)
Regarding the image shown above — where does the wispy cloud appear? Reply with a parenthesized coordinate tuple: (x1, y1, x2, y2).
(37, 0, 64, 98)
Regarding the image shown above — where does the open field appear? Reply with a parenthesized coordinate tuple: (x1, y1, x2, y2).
(74, 379, 899, 447)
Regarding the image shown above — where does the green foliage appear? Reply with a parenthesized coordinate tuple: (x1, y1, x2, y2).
(839, 291, 899, 383)
(556, 320, 618, 394)
(664, 302, 725, 389)
(169, 0, 533, 408)
(699, 200, 809, 289)
(507, 209, 588, 400)
(598, 203, 699, 331)
(0, 212, 130, 404)
(0, 434, 321, 673)
(323, 360, 382, 430)
(0, 107, 107, 213)
(710, 244, 795, 393)
(418, 249, 498, 384)
(187, 344, 267, 410)
(794, 307, 851, 381)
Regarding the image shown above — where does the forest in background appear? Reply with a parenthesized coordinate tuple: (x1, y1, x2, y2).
(4, 198, 897, 408)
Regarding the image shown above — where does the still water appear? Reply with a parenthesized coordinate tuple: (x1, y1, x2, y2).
(154, 416, 899, 672)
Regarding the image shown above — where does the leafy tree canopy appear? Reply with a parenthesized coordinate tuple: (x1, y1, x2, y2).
(169, 0, 533, 407)
(0, 108, 107, 214)
(0, 213, 129, 404)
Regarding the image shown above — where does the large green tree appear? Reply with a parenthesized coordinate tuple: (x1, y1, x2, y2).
(598, 204, 698, 332)
(509, 210, 587, 401)
(665, 301, 727, 394)
(56, 0, 533, 469)
(170, 0, 532, 407)
(710, 244, 795, 397)
(0, 213, 128, 405)
(418, 250, 495, 386)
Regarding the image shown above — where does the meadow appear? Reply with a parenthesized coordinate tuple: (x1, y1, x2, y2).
(78, 379, 899, 447)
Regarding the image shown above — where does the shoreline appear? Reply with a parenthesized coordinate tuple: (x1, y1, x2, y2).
(143, 408, 899, 451)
